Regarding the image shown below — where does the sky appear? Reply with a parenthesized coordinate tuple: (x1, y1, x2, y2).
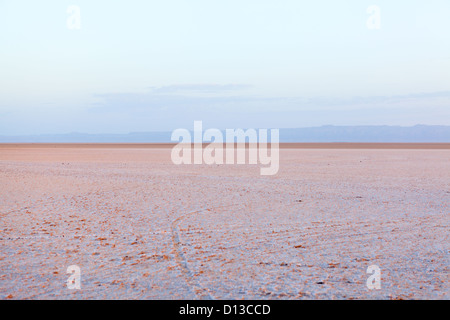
(0, 0, 449, 135)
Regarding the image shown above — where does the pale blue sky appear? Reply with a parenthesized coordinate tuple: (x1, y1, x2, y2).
(1, 0, 449, 134)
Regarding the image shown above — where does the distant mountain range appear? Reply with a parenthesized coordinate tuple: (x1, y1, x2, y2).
(1, 125, 450, 143)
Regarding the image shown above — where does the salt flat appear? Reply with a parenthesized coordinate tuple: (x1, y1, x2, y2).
(0, 145, 448, 299)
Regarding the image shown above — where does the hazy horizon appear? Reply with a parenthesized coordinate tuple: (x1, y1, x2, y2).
(1, 124, 450, 143)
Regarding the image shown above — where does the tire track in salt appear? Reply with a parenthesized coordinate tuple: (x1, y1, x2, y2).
(171, 204, 244, 300)
(171, 208, 215, 300)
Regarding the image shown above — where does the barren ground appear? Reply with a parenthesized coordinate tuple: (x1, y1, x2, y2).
(0, 145, 448, 299)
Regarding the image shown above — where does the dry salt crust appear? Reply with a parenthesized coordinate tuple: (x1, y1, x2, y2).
(0, 146, 448, 300)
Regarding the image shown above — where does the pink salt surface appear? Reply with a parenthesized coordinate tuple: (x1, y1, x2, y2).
(0, 146, 448, 300)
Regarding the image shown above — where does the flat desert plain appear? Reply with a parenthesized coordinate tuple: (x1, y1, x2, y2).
(0, 144, 448, 299)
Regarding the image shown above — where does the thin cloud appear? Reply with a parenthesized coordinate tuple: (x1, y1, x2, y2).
(147, 84, 253, 94)
(91, 88, 450, 116)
